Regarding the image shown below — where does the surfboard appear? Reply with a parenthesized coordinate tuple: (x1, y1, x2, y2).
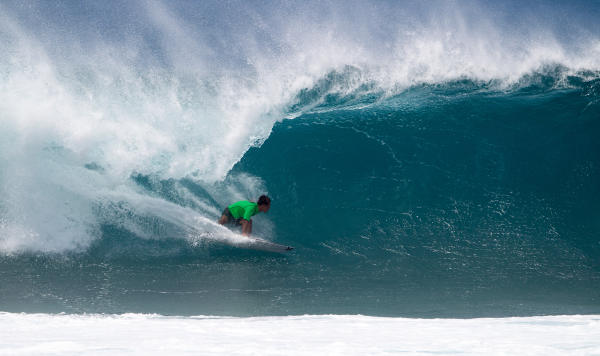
(237, 238, 294, 253)
(198, 226, 293, 253)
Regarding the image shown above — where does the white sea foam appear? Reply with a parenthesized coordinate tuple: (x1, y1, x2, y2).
(0, 312, 598, 355)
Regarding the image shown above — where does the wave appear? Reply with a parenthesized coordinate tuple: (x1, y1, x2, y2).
(1, 0, 600, 254)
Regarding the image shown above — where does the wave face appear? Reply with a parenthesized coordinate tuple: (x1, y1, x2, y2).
(1, 1, 600, 317)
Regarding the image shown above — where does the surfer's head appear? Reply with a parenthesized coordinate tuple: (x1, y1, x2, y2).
(257, 195, 271, 212)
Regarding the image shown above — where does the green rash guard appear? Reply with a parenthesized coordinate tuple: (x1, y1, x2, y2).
(228, 200, 260, 221)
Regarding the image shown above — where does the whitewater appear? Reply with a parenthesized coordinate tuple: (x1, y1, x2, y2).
(2, 313, 599, 355)
(2, 313, 600, 355)
(1, 0, 600, 354)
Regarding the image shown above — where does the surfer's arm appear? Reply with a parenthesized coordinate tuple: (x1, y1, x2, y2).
(241, 219, 252, 236)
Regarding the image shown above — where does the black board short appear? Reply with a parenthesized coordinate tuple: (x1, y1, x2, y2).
(222, 207, 243, 226)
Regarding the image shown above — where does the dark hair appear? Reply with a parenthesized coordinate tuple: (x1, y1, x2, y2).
(257, 195, 271, 206)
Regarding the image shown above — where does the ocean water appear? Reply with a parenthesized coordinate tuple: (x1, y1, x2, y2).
(1, 0, 600, 353)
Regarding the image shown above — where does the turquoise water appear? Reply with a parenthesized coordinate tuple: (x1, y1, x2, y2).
(1, 1, 599, 317)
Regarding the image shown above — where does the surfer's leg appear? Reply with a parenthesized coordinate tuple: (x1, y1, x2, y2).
(241, 219, 252, 236)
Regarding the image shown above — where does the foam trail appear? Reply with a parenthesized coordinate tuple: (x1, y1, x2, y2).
(98, 188, 266, 248)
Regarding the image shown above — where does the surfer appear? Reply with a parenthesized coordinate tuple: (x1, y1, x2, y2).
(218, 195, 271, 236)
